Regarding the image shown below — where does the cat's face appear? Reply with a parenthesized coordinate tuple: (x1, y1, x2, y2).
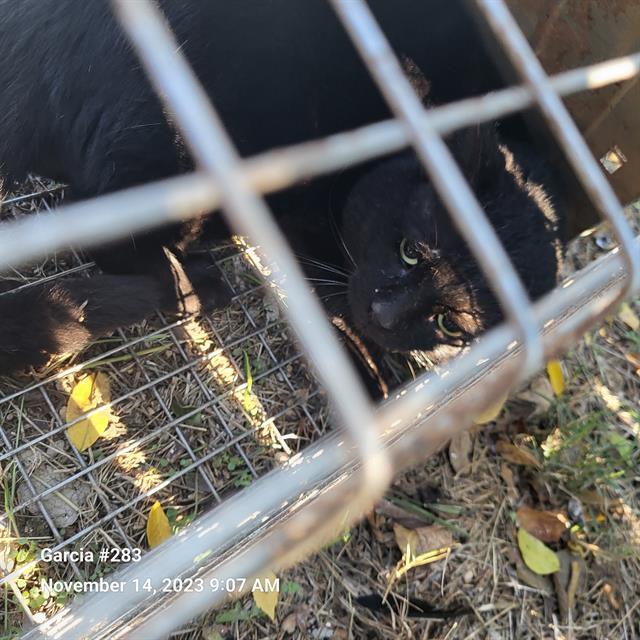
(332, 124, 560, 360)
(341, 152, 490, 356)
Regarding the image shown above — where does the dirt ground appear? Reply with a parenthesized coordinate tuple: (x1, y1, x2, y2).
(0, 183, 639, 640)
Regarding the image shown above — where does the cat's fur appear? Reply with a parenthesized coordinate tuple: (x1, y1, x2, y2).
(0, 0, 564, 376)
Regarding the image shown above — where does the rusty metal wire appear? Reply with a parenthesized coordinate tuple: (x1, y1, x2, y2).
(0, 0, 638, 637)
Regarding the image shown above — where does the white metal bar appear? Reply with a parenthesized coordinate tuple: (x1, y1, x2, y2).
(111, 0, 391, 523)
(1, 52, 639, 272)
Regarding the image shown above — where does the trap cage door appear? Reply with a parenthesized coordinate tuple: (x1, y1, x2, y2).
(506, 0, 640, 235)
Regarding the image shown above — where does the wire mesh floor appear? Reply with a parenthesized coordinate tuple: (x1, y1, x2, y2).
(0, 179, 332, 628)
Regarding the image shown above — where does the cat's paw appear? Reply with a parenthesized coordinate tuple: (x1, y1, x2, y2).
(182, 256, 233, 313)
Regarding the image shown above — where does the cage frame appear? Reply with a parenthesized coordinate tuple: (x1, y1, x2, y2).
(0, 0, 636, 637)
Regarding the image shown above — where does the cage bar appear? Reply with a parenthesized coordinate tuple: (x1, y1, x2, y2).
(111, 0, 391, 517)
(0, 51, 639, 271)
(473, 0, 640, 297)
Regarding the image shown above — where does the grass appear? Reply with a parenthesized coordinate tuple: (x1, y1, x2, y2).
(178, 296, 639, 639)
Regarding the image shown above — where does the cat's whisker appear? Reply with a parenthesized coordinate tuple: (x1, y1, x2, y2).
(311, 284, 349, 293)
(296, 254, 348, 273)
(295, 254, 351, 279)
(311, 283, 348, 289)
(318, 291, 348, 302)
(305, 277, 348, 287)
(328, 211, 357, 268)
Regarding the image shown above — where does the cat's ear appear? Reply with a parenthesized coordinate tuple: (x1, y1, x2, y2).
(447, 123, 505, 189)
(401, 55, 430, 104)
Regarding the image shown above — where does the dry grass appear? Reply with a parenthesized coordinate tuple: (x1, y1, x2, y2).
(1, 181, 639, 639)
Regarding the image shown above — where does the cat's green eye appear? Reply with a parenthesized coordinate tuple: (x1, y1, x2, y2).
(399, 238, 419, 266)
(437, 313, 463, 338)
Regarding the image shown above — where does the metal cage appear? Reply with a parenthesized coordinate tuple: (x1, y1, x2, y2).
(0, 0, 638, 637)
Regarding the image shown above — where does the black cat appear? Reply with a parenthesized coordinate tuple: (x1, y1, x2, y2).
(340, 135, 562, 361)
(0, 0, 563, 375)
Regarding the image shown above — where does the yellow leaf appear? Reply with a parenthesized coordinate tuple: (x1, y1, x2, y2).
(546, 360, 565, 397)
(517, 528, 560, 575)
(66, 373, 112, 451)
(147, 501, 172, 549)
(618, 302, 640, 331)
(473, 391, 509, 425)
(252, 570, 279, 621)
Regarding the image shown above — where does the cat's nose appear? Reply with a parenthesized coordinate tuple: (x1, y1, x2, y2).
(370, 300, 399, 330)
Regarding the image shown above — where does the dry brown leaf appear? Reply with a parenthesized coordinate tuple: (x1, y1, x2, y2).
(448, 431, 472, 474)
(375, 499, 430, 530)
(393, 523, 453, 559)
(516, 506, 567, 543)
(506, 548, 552, 594)
(578, 490, 607, 509)
(66, 372, 112, 451)
(281, 612, 298, 635)
(496, 441, 541, 469)
(554, 549, 574, 591)
(394, 523, 416, 556)
(556, 549, 587, 591)
(366, 511, 387, 543)
(500, 463, 518, 502)
(553, 550, 587, 623)
(518, 560, 553, 593)
(517, 375, 554, 417)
